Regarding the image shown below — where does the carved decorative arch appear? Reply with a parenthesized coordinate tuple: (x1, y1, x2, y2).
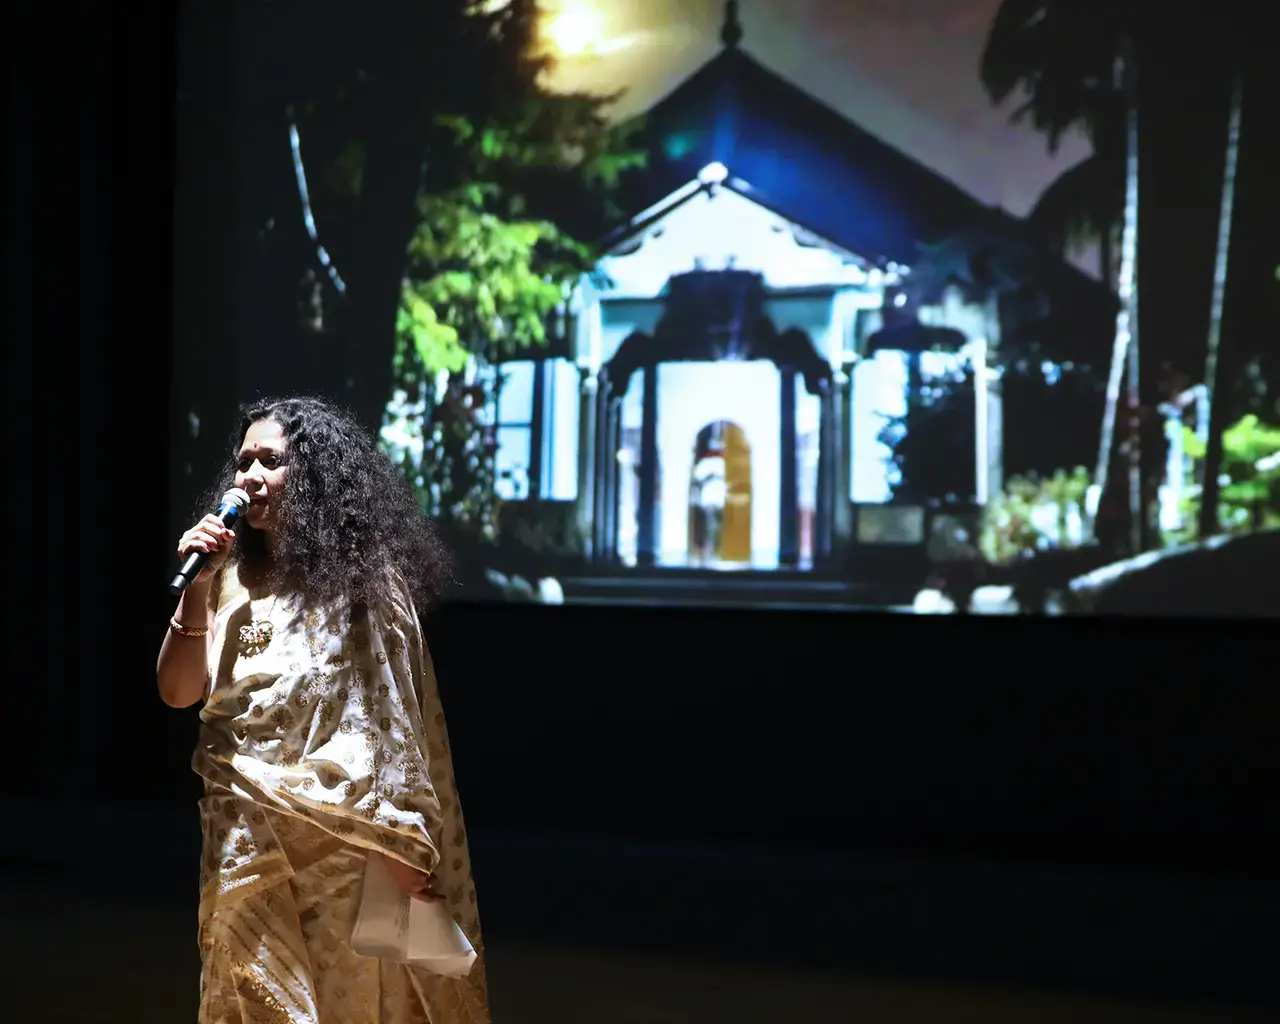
(864, 318, 968, 356)
(600, 270, 832, 395)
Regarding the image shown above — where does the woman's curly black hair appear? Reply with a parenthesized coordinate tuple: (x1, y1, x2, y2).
(200, 396, 453, 612)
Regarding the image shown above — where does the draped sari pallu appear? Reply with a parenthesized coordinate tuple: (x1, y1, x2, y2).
(193, 569, 488, 1024)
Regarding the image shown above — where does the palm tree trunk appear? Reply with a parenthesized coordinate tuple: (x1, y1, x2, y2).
(1091, 45, 1140, 552)
(1196, 72, 1246, 539)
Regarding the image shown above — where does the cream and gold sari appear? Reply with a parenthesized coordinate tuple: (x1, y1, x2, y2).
(192, 567, 489, 1023)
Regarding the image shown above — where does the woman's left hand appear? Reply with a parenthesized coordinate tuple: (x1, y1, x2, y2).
(380, 853, 445, 903)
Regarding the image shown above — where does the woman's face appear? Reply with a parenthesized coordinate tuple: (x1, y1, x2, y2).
(236, 418, 289, 533)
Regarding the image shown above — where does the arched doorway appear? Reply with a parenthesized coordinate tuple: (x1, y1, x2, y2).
(687, 420, 752, 567)
(593, 271, 836, 569)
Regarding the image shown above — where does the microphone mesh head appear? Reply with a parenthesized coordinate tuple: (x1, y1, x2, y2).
(221, 487, 251, 511)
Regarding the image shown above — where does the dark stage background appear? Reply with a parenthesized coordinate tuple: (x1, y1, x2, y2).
(6, 2, 1279, 1021)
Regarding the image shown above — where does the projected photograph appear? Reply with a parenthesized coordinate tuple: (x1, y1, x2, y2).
(175, 0, 1277, 615)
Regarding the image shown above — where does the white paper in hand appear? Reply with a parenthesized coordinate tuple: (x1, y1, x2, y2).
(350, 854, 477, 978)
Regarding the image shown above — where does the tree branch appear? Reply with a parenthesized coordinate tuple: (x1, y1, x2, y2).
(288, 119, 347, 295)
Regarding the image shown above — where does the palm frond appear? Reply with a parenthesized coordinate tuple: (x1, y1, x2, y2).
(1028, 154, 1124, 251)
(979, 0, 1127, 153)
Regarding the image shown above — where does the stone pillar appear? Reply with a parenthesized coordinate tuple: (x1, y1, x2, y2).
(904, 352, 924, 505)
(982, 297, 1004, 506)
(778, 368, 799, 567)
(637, 364, 659, 566)
(814, 379, 835, 567)
(971, 341, 1005, 507)
(831, 365, 854, 562)
(985, 361, 1004, 505)
(529, 359, 547, 500)
(602, 396, 622, 562)
(576, 366, 598, 560)
(592, 379, 613, 561)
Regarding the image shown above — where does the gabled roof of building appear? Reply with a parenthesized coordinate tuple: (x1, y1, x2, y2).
(620, 45, 994, 268)
(614, 27, 1112, 319)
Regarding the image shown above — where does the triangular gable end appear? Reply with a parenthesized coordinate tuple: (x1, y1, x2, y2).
(594, 165, 909, 301)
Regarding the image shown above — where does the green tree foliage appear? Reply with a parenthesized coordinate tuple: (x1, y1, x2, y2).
(981, 467, 1091, 564)
(388, 92, 644, 376)
(255, 2, 646, 535)
(978, 1, 1269, 553)
(238, 0, 641, 436)
(1178, 415, 1280, 536)
(380, 97, 641, 533)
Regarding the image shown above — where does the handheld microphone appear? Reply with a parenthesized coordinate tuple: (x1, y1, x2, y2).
(168, 488, 251, 598)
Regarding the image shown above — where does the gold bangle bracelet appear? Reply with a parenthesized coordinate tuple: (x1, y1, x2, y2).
(169, 618, 209, 638)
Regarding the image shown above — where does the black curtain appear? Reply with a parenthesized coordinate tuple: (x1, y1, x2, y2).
(7, 0, 196, 799)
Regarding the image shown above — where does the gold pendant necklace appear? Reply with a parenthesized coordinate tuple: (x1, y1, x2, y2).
(239, 594, 280, 654)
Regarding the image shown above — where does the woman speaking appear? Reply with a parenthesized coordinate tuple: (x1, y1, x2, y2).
(157, 396, 488, 1023)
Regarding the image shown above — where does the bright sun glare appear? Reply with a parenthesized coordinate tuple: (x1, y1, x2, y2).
(546, 3, 602, 56)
